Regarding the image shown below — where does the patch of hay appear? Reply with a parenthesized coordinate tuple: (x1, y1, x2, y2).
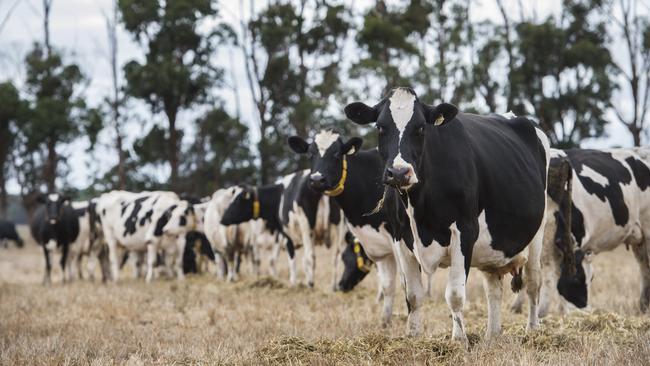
(247, 276, 286, 290)
(255, 333, 463, 365)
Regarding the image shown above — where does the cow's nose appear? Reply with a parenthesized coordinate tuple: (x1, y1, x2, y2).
(309, 176, 327, 190)
(385, 167, 410, 186)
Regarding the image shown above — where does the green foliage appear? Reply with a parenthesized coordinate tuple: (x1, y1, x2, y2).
(246, 0, 352, 182)
(178, 107, 256, 195)
(119, 0, 222, 189)
(511, 0, 615, 146)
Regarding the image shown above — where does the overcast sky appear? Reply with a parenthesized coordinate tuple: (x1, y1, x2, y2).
(0, 0, 640, 194)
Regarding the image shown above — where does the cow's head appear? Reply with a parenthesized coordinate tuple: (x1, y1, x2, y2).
(162, 201, 196, 237)
(288, 130, 362, 194)
(221, 186, 258, 226)
(37, 193, 71, 225)
(557, 249, 594, 309)
(338, 232, 372, 292)
(345, 87, 458, 190)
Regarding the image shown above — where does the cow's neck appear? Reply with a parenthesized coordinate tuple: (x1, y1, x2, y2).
(333, 150, 385, 227)
(258, 184, 284, 232)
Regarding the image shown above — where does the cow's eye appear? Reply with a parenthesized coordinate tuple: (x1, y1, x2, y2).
(376, 125, 384, 135)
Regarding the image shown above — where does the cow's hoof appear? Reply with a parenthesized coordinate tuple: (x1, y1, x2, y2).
(307, 281, 314, 288)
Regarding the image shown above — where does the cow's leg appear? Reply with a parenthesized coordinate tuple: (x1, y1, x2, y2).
(446, 232, 468, 344)
(269, 240, 280, 277)
(331, 241, 340, 292)
(225, 245, 237, 282)
(145, 244, 156, 283)
(133, 251, 145, 279)
(425, 272, 433, 297)
(42, 245, 52, 286)
(632, 238, 650, 313)
(482, 271, 503, 338)
(524, 224, 544, 331)
(76, 250, 85, 280)
(105, 238, 120, 283)
(285, 238, 297, 286)
(375, 255, 397, 328)
(60, 243, 69, 284)
(510, 289, 526, 314)
(538, 263, 558, 318)
(394, 240, 426, 336)
(299, 225, 316, 288)
(175, 237, 186, 280)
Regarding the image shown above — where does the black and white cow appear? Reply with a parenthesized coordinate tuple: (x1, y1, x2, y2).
(96, 190, 194, 282)
(345, 87, 550, 342)
(519, 148, 650, 315)
(0, 219, 23, 248)
(202, 188, 259, 281)
(30, 193, 80, 285)
(221, 172, 346, 288)
(288, 130, 417, 327)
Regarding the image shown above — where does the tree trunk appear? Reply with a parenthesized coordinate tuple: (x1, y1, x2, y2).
(45, 137, 57, 192)
(167, 111, 179, 191)
(43, 0, 52, 57)
(116, 128, 126, 189)
(0, 162, 6, 217)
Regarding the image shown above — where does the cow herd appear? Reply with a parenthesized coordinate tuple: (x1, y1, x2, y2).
(6, 87, 650, 345)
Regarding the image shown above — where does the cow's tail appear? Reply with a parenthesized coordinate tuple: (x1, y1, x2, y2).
(557, 158, 576, 275)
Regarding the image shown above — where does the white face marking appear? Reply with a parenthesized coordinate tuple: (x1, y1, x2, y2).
(578, 165, 609, 187)
(48, 193, 60, 202)
(314, 130, 339, 157)
(310, 172, 323, 180)
(389, 88, 418, 185)
(389, 88, 416, 143)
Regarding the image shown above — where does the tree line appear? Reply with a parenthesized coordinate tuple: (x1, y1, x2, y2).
(0, 0, 649, 216)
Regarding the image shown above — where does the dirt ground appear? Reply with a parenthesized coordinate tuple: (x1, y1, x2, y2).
(1, 226, 649, 365)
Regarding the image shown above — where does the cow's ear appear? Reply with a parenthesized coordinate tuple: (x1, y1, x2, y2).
(288, 136, 309, 154)
(345, 102, 379, 125)
(424, 103, 458, 126)
(342, 137, 363, 155)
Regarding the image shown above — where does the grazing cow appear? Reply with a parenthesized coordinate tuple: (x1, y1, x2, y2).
(30, 193, 80, 285)
(288, 131, 415, 326)
(345, 87, 550, 342)
(97, 191, 193, 282)
(203, 188, 258, 281)
(338, 231, 373, 292)
(0, 219, 23, 248)
(221, 173, 346, 288)
(518, 148, 650, 314)
(183, 231, 216, 274)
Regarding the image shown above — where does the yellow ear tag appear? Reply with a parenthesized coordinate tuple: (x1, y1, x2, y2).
(434, 114, 445, 126)
(356, 257, 366, 269)
(253, 200, 260, 219)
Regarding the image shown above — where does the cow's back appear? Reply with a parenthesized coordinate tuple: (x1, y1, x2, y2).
(566, 148, 650, 251)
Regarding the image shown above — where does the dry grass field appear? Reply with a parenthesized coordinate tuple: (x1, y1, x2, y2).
(1, 226, 650, 365)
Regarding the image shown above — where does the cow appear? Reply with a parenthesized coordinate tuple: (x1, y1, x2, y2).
(203, 188, 257, 281)
(288, 130, 415, 326)
(63, 200, 111, 281)
(0, 219, 23, 248)
(96, 190, 194, 282)
(30, 193, 80, 285)
(513, 148, 650, 315)
(338, 231, 373, 292)
(344, 87, 550, 343)
(221, 172, 347, 289)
